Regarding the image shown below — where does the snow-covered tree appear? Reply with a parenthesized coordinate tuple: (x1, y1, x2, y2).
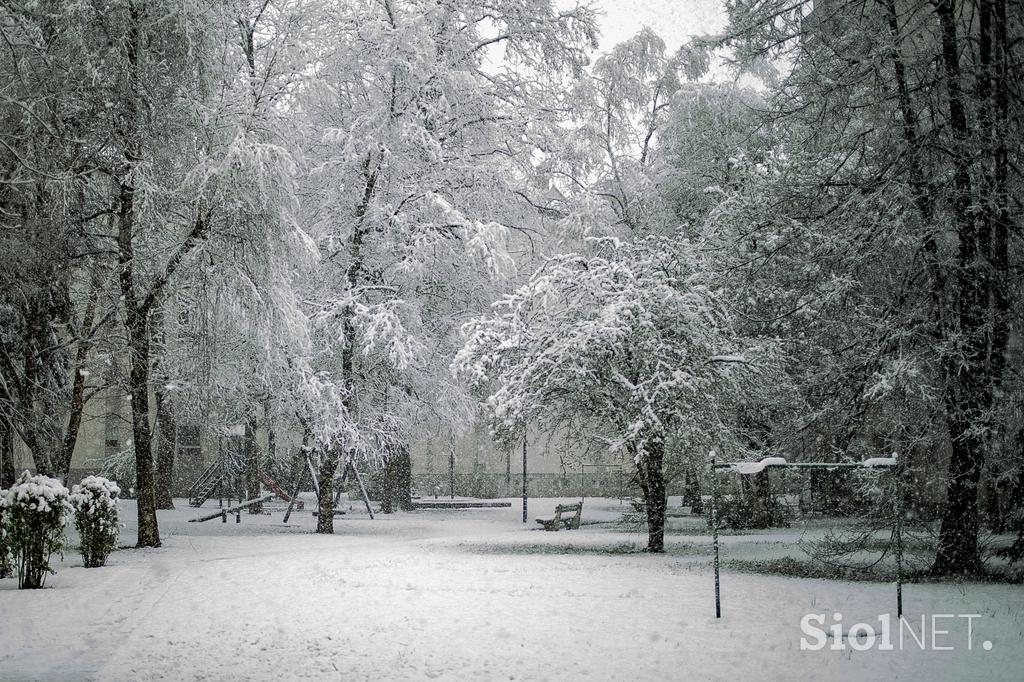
(283, 0, 598, 531)
(717, 0, 1023, 574)
(533, 28, 712, 239)
(456, 236, 782, 551)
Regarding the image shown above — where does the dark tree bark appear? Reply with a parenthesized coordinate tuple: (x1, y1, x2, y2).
(116, 0, 158, 549)
(635, 439, 667, 553)
(266, 412, 277, 462)
(877, 0, 1012, 575)
(122, 301, 160, 548)
(3, 293, 59, 476)
(380, 444, 414, 513)
(59, 280, 99, 479)
(112, 0, 212, 547)
(751, 469, 772, 529)
(151, 296, 174, 510)
(396, 445, 414, 511)
(244, 418, 262, 513)
(1006, 444, 1024, 562)
(154, 392, 176, 510)
(316, 446, 341, 533)
(683, 467, 703, 515)
(0, 418, 15, 488)
(929, 0, 1011, 576)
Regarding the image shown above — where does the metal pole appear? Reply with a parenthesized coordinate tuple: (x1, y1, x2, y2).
(348, 453, 374, 519)
(304, 450, 320, 496)
(710, 450, 721, 619)
(449, 434, 455, 500)
(522, 431, 528, 523)
(282, 453, 306, 524)
(893, 452, 903, 618)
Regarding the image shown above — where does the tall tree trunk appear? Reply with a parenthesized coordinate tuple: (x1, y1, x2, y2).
(152, 296, 176, 511)
(751, 469, 773, 529)
(931, 0, 995, 575)
(316, 446, 340, 532)
(19, 296, 55, 476)
(113, 0, 160, 547)
(118, 173, 160, 546)
(935, 411, 985, 573)
(683, 467, 703, 515)
(316, 153, 378, 534)
(266, 405, 277, 463)
(635, 439, 666, 553)
(244, 417, 262, 513)
(0, 418, 15, 488)
(60, 282, 99, 479)
(125, 315, 160, 548)
(396, 444, 413, 511)
(154, 391, 176, 510)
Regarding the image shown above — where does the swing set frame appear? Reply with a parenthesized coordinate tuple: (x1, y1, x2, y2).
(708, 451, 903, 619)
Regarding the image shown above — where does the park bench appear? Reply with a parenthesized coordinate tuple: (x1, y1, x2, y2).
(536, 502, 583, 531)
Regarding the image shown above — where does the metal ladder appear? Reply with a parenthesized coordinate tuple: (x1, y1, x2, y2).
(187, 461, 223, 507)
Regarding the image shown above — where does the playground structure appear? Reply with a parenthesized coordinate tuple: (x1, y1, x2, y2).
(187, 437, 247, 508)
(189, 495, 276, 523)
(187, 437, 374, 523)
(708, 451, 903, 619)
(281, 446, 374, 523)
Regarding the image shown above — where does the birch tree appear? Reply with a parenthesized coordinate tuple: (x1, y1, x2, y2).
(290, 0, 597, 532)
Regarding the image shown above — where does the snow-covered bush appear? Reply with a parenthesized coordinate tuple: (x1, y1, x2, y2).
(1, 472, 72, 588)
(97, 448, 136, 499)
(70, 476, 121, 568)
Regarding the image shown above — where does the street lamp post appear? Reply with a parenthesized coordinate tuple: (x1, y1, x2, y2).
(521, 431, 528, 523)
(448, 434, 455, 501)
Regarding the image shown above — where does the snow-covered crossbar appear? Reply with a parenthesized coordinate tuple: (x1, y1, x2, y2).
(716, 455, 898, 474)
(708, 451, 904, 620)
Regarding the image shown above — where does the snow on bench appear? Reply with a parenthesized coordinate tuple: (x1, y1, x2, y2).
(536, 502, 582, 531)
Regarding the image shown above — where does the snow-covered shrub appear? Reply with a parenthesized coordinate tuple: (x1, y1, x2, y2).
(713, 477, 789, 531)
(97, 448, 136, 499)
(70, 476, 121, 568)
(1, 472, 72, 588)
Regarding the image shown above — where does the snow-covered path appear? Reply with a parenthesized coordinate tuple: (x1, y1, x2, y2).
(2, 498, 1022, 680)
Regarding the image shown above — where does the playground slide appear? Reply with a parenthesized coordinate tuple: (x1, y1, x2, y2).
(258, 471, 292, 501)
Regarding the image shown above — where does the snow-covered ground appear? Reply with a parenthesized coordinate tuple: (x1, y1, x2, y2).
(2, 497, 1022, 681)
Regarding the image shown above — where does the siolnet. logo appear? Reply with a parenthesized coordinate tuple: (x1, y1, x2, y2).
(800, 612, 993, 652)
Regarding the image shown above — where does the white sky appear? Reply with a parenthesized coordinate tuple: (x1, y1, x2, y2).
(481, 1, 728, 74)
(586, 0, 727, 52)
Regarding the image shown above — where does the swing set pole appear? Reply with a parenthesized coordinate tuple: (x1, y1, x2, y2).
(282, 446, 310, 524)
(708, 452, 900, 620)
